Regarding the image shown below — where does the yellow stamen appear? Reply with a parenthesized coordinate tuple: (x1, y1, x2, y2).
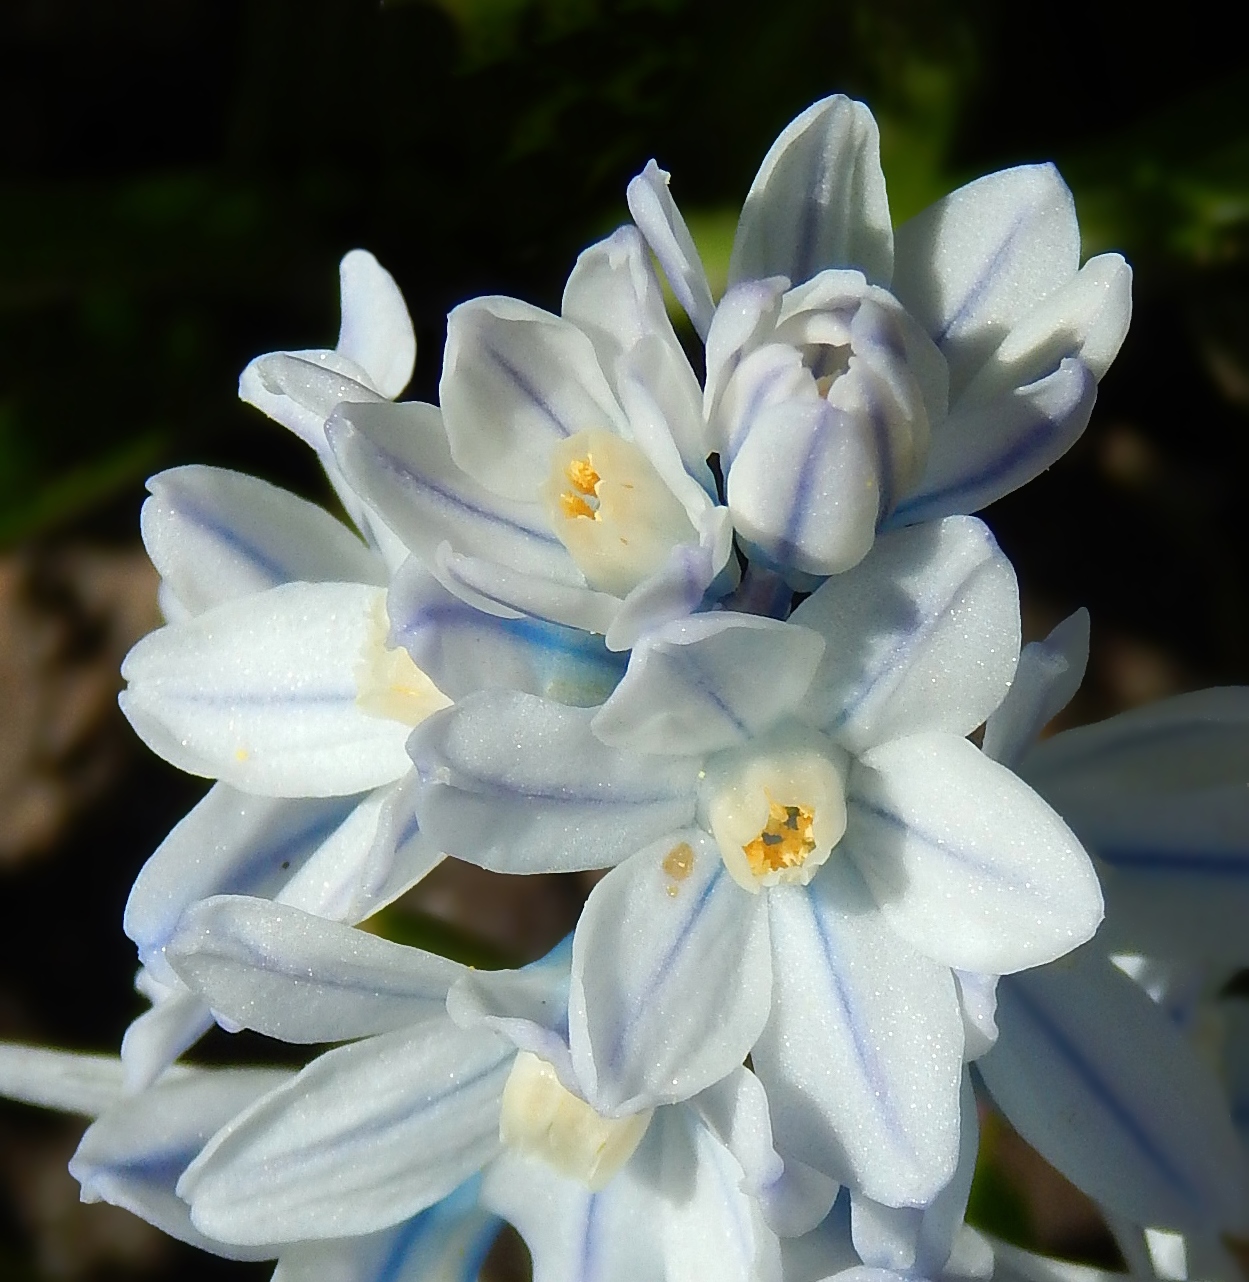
(560, 492, 598, 520)
(567, 456, 601, 496)
(742, 798, 816, 877)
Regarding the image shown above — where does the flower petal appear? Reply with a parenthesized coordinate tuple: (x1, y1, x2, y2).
(892, 164, 1080, 397)
(180, 1021, 513, 1244)
(626, 160, 717, 339)
(728, 396, 882, 578)
(569, 829, 770, 1113)
(847, 732, 1103, 973)
(979, 946, 1249, 1234)
(327, 400, 577, 584)
(1021, 689, 1249, 965)
(730, 95, 893, 290)
(752, 862, 964, 1206)
(121, 978, 216, 1093)
(166, 895, 464, 1043)
(120, 582, 412, 797)
(336, 249, 416, 400)
(888, 357, 1097, 527)
(125, 784, 365, 983)
(71, 1067, 292, 1260)
(981, 609, 1090, 769)
(792, 516, 1020, 752)
(142, 466, 383, 617)
(441, 296, 629, 499)
(0, 1044, 127, 1117)
(271, 1178, 500, 1282)
(692, 1066, 839, 1237)
(410, 693, 700, 874)
(591, 613, 825, 756)
(239, 349, 383, 455)
(957, 253, 1132, 407)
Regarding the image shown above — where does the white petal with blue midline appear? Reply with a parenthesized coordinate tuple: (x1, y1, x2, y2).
(120, 581, 413, 797)
(847, 732, 1102, 974)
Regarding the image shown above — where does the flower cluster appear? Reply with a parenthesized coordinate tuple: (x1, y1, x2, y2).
(3, 94, 1248, 1282)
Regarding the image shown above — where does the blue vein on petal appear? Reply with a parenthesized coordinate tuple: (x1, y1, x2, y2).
(889, 362, 1093, 526)
(373, 1177, 496, 1282)
(135, 800, 358, 957)
(659, 644, 752, 740)
(933, 207, 1031, 348)
(802, 884, 915, 1159)
(579, 1187, 603, 1282)
(241, 1039, 512, 1182)
(999, 977, 1206, 1209)
(773, 402, 835, 565)
(607, 859, 727, 1078)
(482, 338, 576, 440)
(366, 436, 564, 548)
(850, 798, 1041, 894)
(169, 496, 294, 590)
(818, 529, 995, 735)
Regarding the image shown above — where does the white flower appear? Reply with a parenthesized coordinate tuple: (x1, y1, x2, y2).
(328, 226, 736, 651)
(408, 516, 1103, 1206)
(629, 95, 1133, 580)
(152, 915, 822, 1279)
(0, 1043, 502, 1280)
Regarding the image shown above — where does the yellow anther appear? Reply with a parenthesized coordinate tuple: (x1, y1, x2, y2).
(567, 456, 601, 496)
(743, 798, 816, 877)
(560, 492, 598, 520)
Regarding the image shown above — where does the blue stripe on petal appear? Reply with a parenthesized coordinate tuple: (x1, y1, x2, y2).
(173, 498, 292, 588)
(482, 340, 575, 440)
(934, 210, 1030, 347)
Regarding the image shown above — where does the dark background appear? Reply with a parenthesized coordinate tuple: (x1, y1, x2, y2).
(2, 1, 1248, 1276)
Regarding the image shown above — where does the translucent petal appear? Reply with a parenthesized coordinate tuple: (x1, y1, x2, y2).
(892, 164, 1080, 397)
(143, 466, 383, 617)
(591, 613, 825, 757)
(889, 358, 1097, 527)
(730, 95, 893, 289)
(167, 895, 464, 1043)
(71, 1067, 292, 1260)
(847, 732, 1102, 973)
(626, 160, 716, 339)
(120, 582, 412, 797)
(181, 1021, 513, 1245)
(980, 946, 1249, 1234)
(569, 829, 770, 1113)
(792, 516, 1020, 752)
(410, 693, 700, 874)
(336, 249, 416, 400)
(441, 296, 629, 499)
(752, 863, 963, 1206)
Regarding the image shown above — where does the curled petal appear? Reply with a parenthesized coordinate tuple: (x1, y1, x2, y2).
(410, 693, 701, 874)
(336, 249, 416, 400)
(731, 95, 893, 290)
(792, 516, 1020, 752)
(240, 349, 382, 455)
(570, 829, 770, 1113)
(120, 582, 413, 797)
(592, 613, 825, 756)
(847, 732, 1103, 974)
(890, 357, 1097, 527)
(627, 160, 717, 339)
(121, 978, 215, 1094)
(892, 163, 1080, 397)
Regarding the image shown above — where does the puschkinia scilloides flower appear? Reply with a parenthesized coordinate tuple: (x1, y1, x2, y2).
(327, 225, 736, 651)
(408, 515, 1104, 1207)
(629, 94, 1132, 581)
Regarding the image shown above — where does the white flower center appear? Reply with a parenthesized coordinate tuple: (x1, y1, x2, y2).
(706, 743, 847, 893)
(539, 428, 696, 598)
(499, 1051, 653, 1190)
(355, 593, 452, 726)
